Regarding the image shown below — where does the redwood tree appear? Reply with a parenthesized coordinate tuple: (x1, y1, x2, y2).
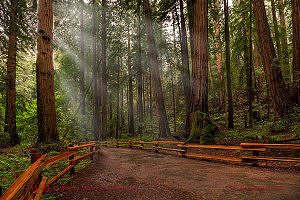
(143, 0, 171, 138)
(36, 0, 58, 143)
(191, 0, 208, 114)
(179, 0, 192, 134)
(252, 0, 291, 117)
(5, 0, 19, 145)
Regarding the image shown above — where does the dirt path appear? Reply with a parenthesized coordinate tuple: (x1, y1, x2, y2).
(51, 147, 299, 200)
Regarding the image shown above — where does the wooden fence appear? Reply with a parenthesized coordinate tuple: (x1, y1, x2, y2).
(101, 140, 300, 167)
(1, 141, 299, 200)
(0, 142, 101, 200)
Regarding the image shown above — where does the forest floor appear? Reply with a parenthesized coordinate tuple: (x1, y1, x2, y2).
(46, 147, 300, 200)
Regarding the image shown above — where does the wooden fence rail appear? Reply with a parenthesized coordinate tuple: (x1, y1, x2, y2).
(101, 141, 300, 167)
(0, 142, 101, 200)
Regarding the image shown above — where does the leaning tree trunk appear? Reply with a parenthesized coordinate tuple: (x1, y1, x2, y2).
(179, 0, 192, 135)
(101, 0, 107, 139)
(143, 0, 171, 138)
(292, 0, 300, 104)
(128, 29, 135, 136)
(252, 0, 291, 118)
(36, 0, 58, 143)
(191, 0, 208, 114)
(137, 6, 143, 135)
(224, 0, 234, 128)
(5, 0, 19, 145)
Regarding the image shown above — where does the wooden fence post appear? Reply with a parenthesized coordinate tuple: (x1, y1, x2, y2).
(30, 152, 42, 194)
(154, 143, 158, 153)
(252, 150, 259, 167)
(69, 144, 75, 175)
(90, 145, 94, 160)
(181, 147, 187, 157)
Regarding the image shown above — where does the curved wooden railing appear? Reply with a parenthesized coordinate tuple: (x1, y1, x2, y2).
(0, 142, 102, 200)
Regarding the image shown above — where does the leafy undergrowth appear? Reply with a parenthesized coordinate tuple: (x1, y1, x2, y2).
(214, 109, 300, 145)
(0, 146, 93, 199)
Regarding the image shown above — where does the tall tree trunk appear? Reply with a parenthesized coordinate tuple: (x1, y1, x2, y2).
(179, 0, 192, 135)
(172, 17, 177, 133)
(92, 0, 100, 140)
(214, 0, 225, 112)
(143, 0, 171, 138)
(252, 0, 291, 118)
(116, 56, 120, 139)
(137, 6, 143, 135)
(187, 0, 194, 73)
(191, 0, 208, 114)
(128, 29, 135, 136)
(5, 0, 19, 145)
(208, 63, 214, 89)
(292, 0, 300, 104)
(80, 0, 85, 115)
(36, 0, 58, 143)
(149, 67, 153, 119)
(224, 0, 234, 128)
(101, 0, 107, 139)
(279, 0, 290, 82)
(248, 1, 254, 126)
(245, 1, 254, 127)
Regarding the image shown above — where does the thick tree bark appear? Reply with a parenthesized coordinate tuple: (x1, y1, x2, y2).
(5, 0, 19, 145)
(292, 0, 300, 104)
(214, 0, 225, 111)
(102, 0, 107, 139)
(179, 0, 192, 134)
(80, 0, 85, 115)
(224, 0, 234, 128)
(36, 0, 58, 143)
(92, 0, 100, 140)
(137, 8, 143, 135)
(128, 29, 135, 136)
(191, 0, 208, 114)
(143, 0, 171, 138)
(252, 0, 291, 117)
